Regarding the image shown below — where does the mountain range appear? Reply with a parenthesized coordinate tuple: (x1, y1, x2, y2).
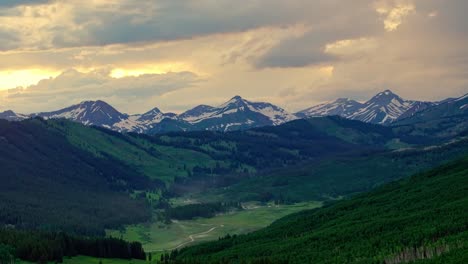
(296, 90, 440, 125)
(0, 94, 467, 263)
(1, 90, 466, 134)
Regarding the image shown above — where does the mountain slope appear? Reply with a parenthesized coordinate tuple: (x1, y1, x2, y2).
(0, 118, 151, 235)
(391, 93, 468, 140)
(348, 90, 420, 124)
(395, 101, 436, 120)
(2, 92, 462, 132)
(298, 90, 430, 125)
(113, 107, 178, 133)
(396, 93, 468, 125)
(0, 110, 28, 121)
(35, 100, 128, 127)
(296, 98, 363, 118)
(0, 116, 405, 235)
(175, 157, 468, 263)
(179, 96, 297, 132)
(25, 96, 297, 133)
(197, 136, 468, 202)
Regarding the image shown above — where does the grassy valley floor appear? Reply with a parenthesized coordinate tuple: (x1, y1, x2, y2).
(107, 201, 321, 253)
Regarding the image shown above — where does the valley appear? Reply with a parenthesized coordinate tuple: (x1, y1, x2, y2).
(174, 157, 468, 263)
(0, 91, 467, 263)
(2, 2, 468, 263)
(107, 201, 322, 253)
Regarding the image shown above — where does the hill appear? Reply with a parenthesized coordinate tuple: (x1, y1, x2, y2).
(391, 94, 468, 140)
(396, 93, 467, 125)
(0, 119, 152, 235)
(0, 115, 466, 236)
(0, 116, 391, 235)
(179, 137, 468, 203)
(174, 157, 468, 263)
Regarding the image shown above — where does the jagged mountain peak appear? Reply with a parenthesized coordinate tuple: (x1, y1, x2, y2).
(334, 98, 354, 103)
(0, 110, 27, 121)
(395, 92, 468, 125)
(367, 89, 403, 104)
(77, 100, 112, 107)
(141, 107, 163, 115)
(1, 110, 16, 115)
(349, 90, 415, 124)
(218, 95, 250, 109)
(178, 96, 297, 130)
(35, 99, 127, 127)
(296, 97, 363, 118)
(179, 105, 216, 120)
(297, 90, 422, 125)
(2, 92, 461, 133)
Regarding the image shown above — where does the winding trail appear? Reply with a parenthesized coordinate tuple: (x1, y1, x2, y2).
(156, 225, 221, 252)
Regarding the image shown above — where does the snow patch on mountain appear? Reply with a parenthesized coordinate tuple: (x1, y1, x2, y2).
(298, 90, 429, 125)
(0, 110, 28, 121)
(35, 100, 128, 127)
(180, 96, 297, 126)
(296, 98, 363, 118)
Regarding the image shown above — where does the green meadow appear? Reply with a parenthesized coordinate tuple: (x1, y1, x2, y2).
(108, 201, 321, 253)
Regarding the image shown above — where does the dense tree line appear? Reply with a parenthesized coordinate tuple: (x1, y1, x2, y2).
(166, 202, 242, 220)
(0, 228, 145, 263)
(0, 244, 15, 264)
(137, 118, 373, 170)
(208, 137, 468, 203)
(0, 119, 151, 236)
(173, 157, 468, 263)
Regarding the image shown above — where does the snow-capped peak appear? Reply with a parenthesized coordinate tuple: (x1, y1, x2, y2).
(368, 90, 402, 104)
(348, 90, 416, 124)
(218, 95, 249, 110)
(35, 100, 128, 127)
(0, 110, 28, 121)
(179, 105, 216, 122)
(179, 96, 297, 127)
(296, 98, 363, 118)
(297, 90, 426, 125)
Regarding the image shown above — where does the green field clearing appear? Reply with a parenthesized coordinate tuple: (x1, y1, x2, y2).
(108, 201, 321, 253)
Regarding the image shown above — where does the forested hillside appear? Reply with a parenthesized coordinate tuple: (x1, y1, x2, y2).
(0, 229, 146, 263)
(0, 117, 381, 235)
(0, 119, 152, 235)
(174, 157, 468, 263)
(1, 115, 467, 236)
(198, 137, 468, 202)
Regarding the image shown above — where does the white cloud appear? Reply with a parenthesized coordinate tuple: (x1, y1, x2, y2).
(0, 69, 200, 113)
(375, 1, 415, 32)
(0, 0, 467, 114)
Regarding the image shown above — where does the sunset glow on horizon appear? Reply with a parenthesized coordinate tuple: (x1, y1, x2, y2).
(0, 0, 466, 114)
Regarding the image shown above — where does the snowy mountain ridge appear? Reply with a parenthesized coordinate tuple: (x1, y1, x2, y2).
(297, 90, 437, 125)
(2, 90, 465, 133)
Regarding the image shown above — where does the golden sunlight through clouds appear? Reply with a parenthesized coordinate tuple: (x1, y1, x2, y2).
(109, 63, 199, 78)
(0, 69, 60, 90)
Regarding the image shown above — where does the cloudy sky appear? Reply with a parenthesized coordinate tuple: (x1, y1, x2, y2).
(0, 0, 467, 114)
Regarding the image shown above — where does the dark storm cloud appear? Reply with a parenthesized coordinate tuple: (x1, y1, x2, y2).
(71, 0, 313, 47)
(254, 4, 382, 68)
